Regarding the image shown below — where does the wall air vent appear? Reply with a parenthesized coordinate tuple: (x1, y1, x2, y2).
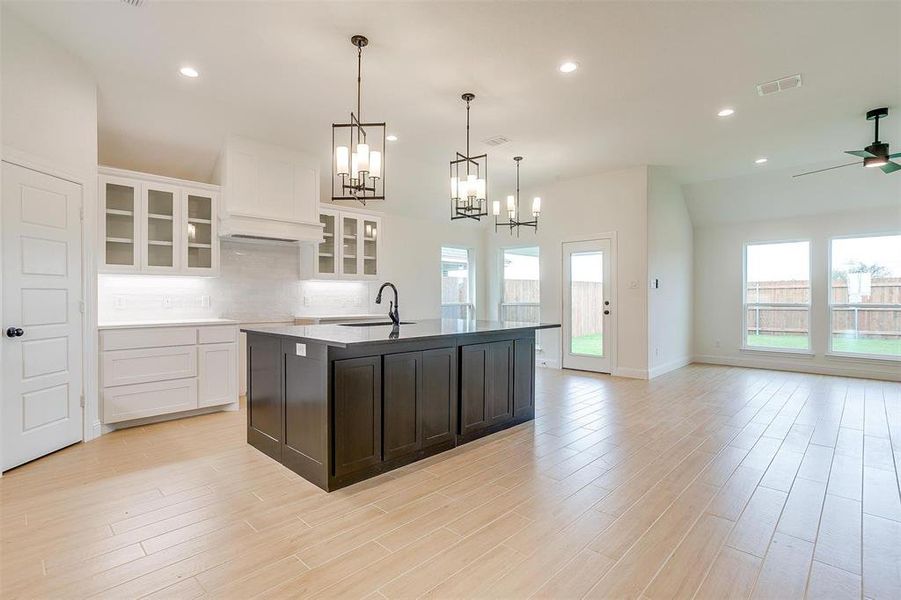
(483, 135, 511, 147)
(757, 74, 802, 96)
(121, 0, 144, 6)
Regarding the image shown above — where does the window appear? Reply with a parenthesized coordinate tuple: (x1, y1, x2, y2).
(500, 247, 540, 322)
(744, 241, 810, 351)
(441, 246, 475, 319)
(829, 235, 901, 358)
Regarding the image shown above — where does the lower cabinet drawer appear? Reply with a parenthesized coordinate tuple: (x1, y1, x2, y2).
(198, 325, 237, 345)
(102, 346, 197, 387)
(103, 378, 198, 423)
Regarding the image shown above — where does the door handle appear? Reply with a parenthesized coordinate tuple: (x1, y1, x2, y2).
(6, 327, 24, 338)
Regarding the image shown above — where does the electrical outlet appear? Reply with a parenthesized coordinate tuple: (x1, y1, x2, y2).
(114, 296, 126, 309)
(303, 296, 311, 307)
(200, 295, 210, 308)
(163, 296, 172, 308)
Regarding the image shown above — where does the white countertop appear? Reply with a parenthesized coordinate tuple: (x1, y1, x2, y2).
(98, 318, 239, 330)
(294, 313, 385, 322)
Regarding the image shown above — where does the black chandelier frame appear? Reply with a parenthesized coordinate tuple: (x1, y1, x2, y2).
(331, 35, 386, 206)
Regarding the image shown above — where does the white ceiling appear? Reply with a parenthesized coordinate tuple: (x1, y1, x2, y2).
(6, 1, 900, 220)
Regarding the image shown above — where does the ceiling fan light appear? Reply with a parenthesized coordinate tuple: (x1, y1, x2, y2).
(864, 156, 888, 168)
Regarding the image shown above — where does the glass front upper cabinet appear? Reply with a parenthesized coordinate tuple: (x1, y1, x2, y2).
(100, 170, 220, 275)
(103, 178, 140, 270)
(318, 210, 337, 276)
(144, 184, 177, 270)
(362, 218, 378, 276)
(342, 216, 359, 276)
(184, 190, 216, 272)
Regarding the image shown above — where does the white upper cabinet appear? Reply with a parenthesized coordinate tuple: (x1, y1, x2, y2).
(99, 167, 220, 275)
(303, 206, 381, 280)
(214, 136, 323, 243)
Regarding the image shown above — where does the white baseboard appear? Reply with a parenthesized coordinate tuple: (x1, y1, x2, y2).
(694, 354, 901, 382)
(100, 402, 239, 433)
(612, 366, 649, 379)
(648, 356, 692, 379)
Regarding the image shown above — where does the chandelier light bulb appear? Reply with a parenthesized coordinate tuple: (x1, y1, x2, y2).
(532, 197, 541, 216)
(336, 146, 349, 176)
(450, 176, 459, 199)
(467, 174, 477, 198)
(492, 199, 500, 215)
(369, 151, 382, 179)
(356, 143, 370, 173)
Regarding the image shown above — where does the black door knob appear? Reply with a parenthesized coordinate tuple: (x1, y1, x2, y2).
(6, 327, 24, 338)
(603, 310, 610, 315)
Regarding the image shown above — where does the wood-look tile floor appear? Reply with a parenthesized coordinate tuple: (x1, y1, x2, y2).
(2, 365, 900, 599)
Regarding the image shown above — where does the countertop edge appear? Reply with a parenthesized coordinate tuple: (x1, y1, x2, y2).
(240, 322, 560, 348)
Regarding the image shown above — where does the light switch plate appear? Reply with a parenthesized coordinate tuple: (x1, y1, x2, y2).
(295, 343, 307, 357)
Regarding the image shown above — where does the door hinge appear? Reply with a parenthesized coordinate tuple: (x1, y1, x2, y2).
(80, 395, 85, 408)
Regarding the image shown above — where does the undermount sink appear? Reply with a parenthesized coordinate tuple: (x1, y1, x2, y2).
(339, 321, 415, 327)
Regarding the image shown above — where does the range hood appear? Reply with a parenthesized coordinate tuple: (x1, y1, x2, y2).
(214, 136, 324, 244)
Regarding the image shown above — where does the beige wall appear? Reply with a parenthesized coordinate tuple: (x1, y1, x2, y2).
(647, 167, 693, 376)
(1, 10, 100, 449)
(689, 165, 901, 381)
(484, 165, 650, 376)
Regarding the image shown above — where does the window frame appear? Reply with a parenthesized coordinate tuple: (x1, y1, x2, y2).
(440, 245, 476, 320)
(498, 245, 541, 323)
(740, 239, 813, 355)
(826, 233, 901, 362)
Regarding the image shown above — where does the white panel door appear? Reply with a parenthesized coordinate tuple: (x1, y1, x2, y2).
(563, 239, 613, 373)
(2, 162, 83, 471)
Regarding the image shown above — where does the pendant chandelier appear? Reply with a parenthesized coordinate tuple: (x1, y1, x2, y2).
(332, 35, 386, 205)
(493, 156, 540, 235)
(450, 93, 488, 221)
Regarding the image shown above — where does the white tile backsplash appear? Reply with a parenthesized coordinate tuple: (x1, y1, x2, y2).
(99, 241, 380, 324)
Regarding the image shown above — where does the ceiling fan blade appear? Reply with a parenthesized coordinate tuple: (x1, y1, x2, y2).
(889, 152, 901, 159)
(845, 150, 875, 158)
(880, 161, 901, 174)
(793, 161, 859, 177)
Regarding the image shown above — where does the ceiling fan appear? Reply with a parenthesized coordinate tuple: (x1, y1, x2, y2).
(795, 107, 901, 177)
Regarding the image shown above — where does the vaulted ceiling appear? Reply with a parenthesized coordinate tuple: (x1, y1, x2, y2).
(7, 1, 900, 220)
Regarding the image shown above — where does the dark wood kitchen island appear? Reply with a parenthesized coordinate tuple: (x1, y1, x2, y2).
(241, 319, 560, 491)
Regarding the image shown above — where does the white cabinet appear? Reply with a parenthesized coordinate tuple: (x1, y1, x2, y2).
(100, 167, 220, 275)
(198, 343, 237, 408)
(100, 322, 238, 425)
(214, 136, 323, 243)
(309, 207, 381, 279)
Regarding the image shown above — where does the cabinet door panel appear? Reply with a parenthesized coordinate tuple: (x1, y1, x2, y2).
(513, 337, 535, 419)
(486, 340, 513, 425)
(247, 335, 282, 455)
(333, 356, 382, 477)
(421, 347, 456, 447)
(101, 177, 140, 271)
(383, 352, 421, 460)
(198, 342, 237, 408)
(460, 344, 488, 435)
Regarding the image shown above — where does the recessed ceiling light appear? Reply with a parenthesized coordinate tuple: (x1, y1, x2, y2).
(717, 107, 735, 117)
(559, 61, 579, 74)
(386, 134, 398, 142)
(755, 157, 768, 164)
(179, 66, 199, 78)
